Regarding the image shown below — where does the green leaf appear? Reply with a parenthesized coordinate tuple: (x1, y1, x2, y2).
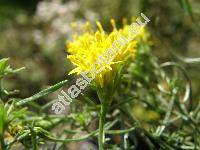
(0, 58, 25, 78)
(0, 58, 9, 74)
(177, 0, 194, 20)
(0, 104, 6, 140)
(5, 66, 25, 74)
(15, 80, 68, 106)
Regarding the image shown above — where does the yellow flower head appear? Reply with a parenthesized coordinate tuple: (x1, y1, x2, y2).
(66, 19, 149, 87)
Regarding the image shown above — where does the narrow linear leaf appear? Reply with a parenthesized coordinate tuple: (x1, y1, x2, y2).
(177, 0, 194, 20)
(16, 80, 68, 106)
(0, 107, 5, 136)
(0, 58, 9, 74)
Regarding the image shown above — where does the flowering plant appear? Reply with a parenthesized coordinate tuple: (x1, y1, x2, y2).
(64, 14, 150, 149)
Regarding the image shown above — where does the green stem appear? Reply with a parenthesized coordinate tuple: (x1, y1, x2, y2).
(0, 131, 6, 150)
(0, 79, 3, 99)
(98, 103, 107, 150)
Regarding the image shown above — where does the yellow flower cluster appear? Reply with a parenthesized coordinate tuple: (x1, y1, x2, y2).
(67, 14, 150, 87)
(52, 13, 150, 114)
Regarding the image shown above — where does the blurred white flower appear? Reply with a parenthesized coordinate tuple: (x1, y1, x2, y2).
(33, 0, 99, 52)
(33, 30, 43, 45)
(85, 10, 100, 21)
(35, 0, 79, 22)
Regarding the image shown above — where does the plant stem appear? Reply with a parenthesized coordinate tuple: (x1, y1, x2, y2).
(0, 132, 6, 150)
(98, 103, 107, 150)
